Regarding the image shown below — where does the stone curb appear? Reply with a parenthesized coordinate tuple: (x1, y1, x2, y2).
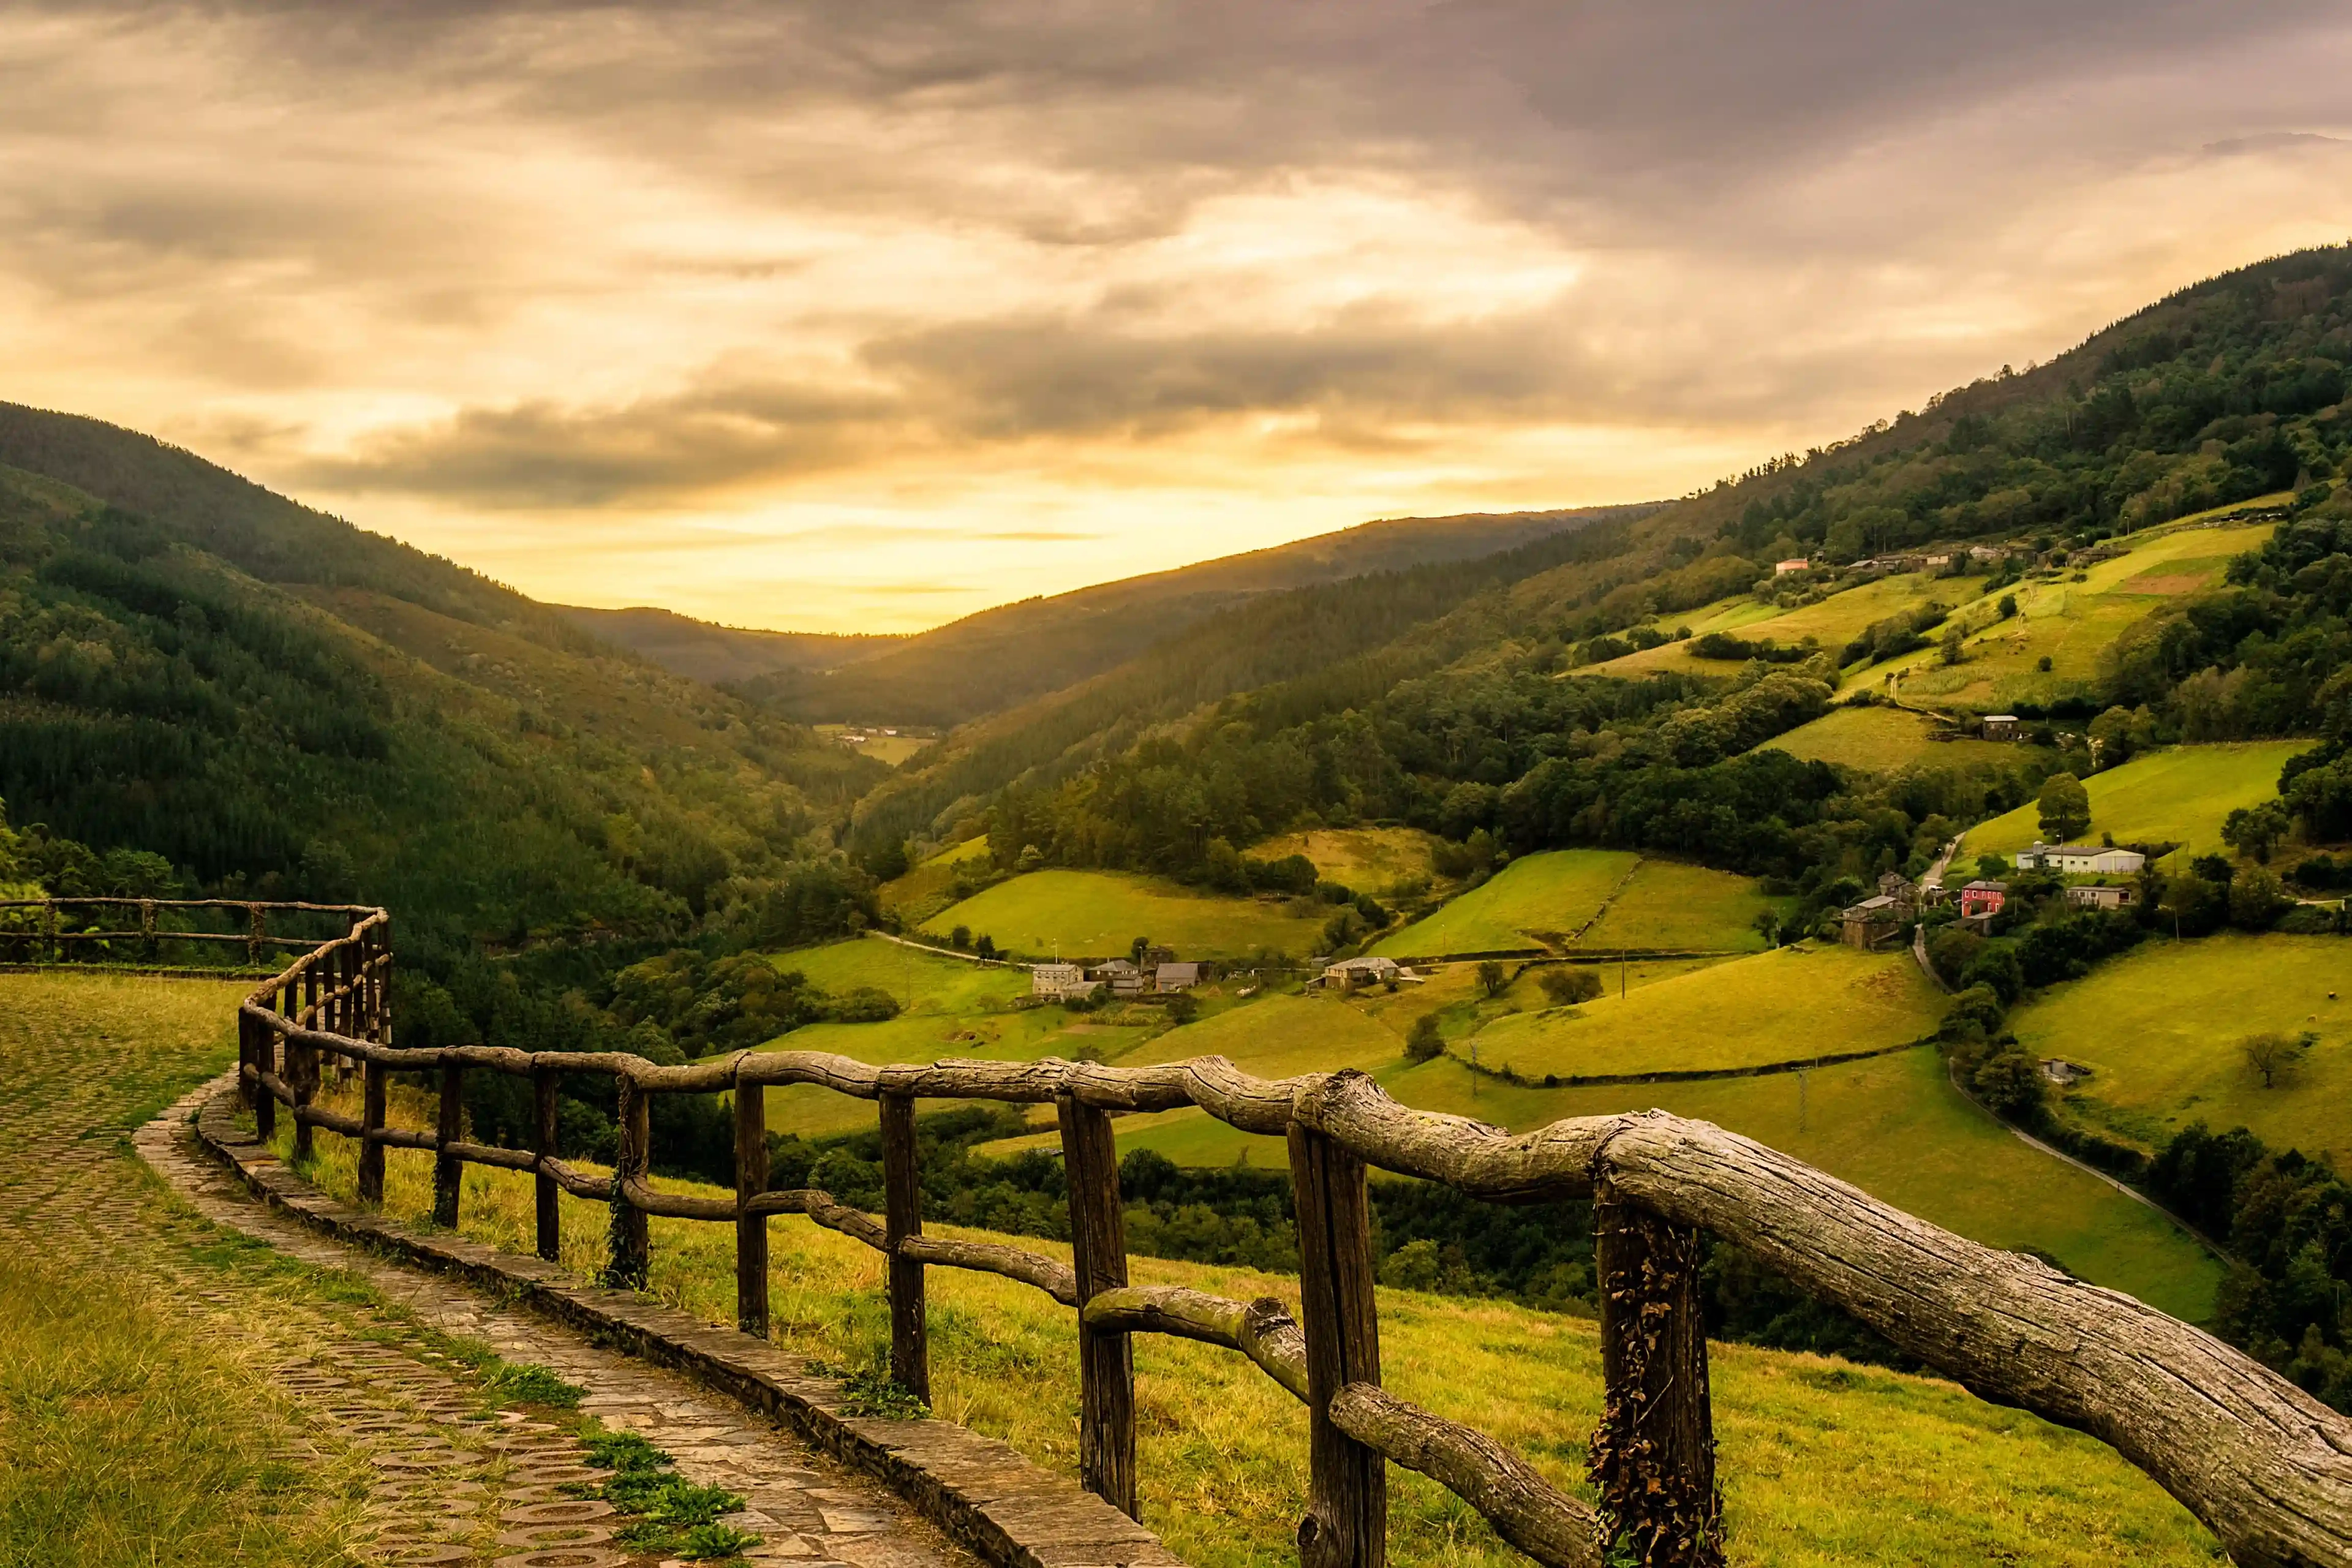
(176, 1079, 1183, 1568)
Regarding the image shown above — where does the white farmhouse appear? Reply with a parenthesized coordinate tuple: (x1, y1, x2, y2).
(1030, 962, 1091, 1000)
(2018, 842, 2146, 875)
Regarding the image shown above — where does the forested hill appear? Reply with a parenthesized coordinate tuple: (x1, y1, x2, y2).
(867, 244, 2352, 894)
(734, 502, 1656, 728)
(0, 405, 886, 959)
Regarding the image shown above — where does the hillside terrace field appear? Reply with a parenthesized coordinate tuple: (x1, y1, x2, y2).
(277, 1075, 2227, 1568)
(1575, 858, 1778, 951)
(919, 869, 1328, 959)
(1754, 703, 2023, 773)
(1961, 741, 2307, 862)
(878, 835, 992, 919)
(2008, 933, 2352, 1169)
(1572, 568, 1989, 680)
(1246, 825, 1446, 897)
(1461, 941, 1943, 1079)
(1868, 515, 2280, 714)
(1368, 849, 1636, 956)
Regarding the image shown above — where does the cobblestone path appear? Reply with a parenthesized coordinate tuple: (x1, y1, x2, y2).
(0, 975, 977, 1568)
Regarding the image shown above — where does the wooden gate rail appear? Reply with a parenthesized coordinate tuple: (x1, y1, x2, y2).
(1, 897, 379, 968)
(213, 908, 2351, 1568)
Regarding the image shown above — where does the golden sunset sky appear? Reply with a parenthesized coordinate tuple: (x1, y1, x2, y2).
(6, 3, 2352, 631)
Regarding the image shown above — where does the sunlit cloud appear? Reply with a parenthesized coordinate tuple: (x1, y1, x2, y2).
(4, 2, 2351, 631)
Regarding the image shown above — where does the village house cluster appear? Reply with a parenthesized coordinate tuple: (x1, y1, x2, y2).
(1030, 952, 1202, 1003)
(1840, 840, 2148, 946)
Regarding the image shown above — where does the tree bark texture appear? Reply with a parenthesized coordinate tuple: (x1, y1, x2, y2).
(880, 1092, 929, 1404)
(735, 1082, 770, 1338)
(1289, 1123, 1385, 1568)
(606, 1075, 650, 1289)
(1059, 1095, 1137, 1518)
(1589, 1188, 1721, 1568)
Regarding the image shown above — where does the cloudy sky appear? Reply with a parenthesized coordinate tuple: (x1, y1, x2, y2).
(6, 3, 2351, 632)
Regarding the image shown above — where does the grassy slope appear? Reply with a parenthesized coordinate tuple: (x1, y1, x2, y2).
(879, 836, 992, 920)
(290, 1102, 2222, 1568)
(1961, 741, 2307, 861)
(2008, 933, 2352, 1168)
(1465, 943, 1944, 1078)
(1575, 859, 1774, 951)
(1575, 571, 1989, 680)
(1755, 705, 2022, 772)
(1872, 517, 2280, 713)
(1370, 850, 1637, 956)
(918, 870, 1327, 960)
(0, 974, 361, 1566)
(1246, 826, 1446, 898)
(758, 937, 1150, 1136)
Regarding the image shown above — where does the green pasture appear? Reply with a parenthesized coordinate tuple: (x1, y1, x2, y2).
(919, 869, 1327, 959)
(1872, 518, 2277, 714)
(1575, 858, 1774, 951)
(1961, 741, 2305, 861)
(1463, 942, 1944, 1079)
(879, 835, 992, 917)
(2009, 933, 2352, 1169)
(1370, 850, 1636, 956)
(1756, 704, 2021, 773)
(1577, 570, 1988, 680)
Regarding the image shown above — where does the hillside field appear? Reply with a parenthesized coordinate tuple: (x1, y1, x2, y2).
(286, 1102, 2224, 1568)
(1875, 516, 2279, 714)
(758, 937, 1150, 1136)
(1575, 570, 1988, 680)
(2008, 933, 2352, 1169)
(1370, 850, 1636, 956)
(1464, 942, 1944, 1079)
(918, 870, 1327, 959)
(1961, 741, 2307, 861)
(1756, 704, 2021, 773)
(1246, 826, 1445, 897)
(878, 835, 992, 918)
(1575, 858, 1777, 951)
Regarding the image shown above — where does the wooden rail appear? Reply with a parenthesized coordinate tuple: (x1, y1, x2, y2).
(0, 897, 377, 969)
(118, 902, 2350, 1568)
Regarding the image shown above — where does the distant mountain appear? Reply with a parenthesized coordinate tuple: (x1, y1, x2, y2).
(0, 403, 883, 947)
(554, 604, 900, 687)
(736, 503, 1657, 728)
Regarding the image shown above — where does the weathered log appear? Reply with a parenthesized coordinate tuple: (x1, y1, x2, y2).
(443, 1138, 538, 1173)
(371, 1125, 437, 1152)
(358, 1058, 386, 1204)
(293, 1102, 364, 1139)
(432, 1062, 464, 1227)
(617, 1171, 737, 1221)
(1589, 1188, 1720, 1567)
(736, 1077, 769, 1338)
(533, 1065, 560, 1261)
(608, 1077, 650, 1289)
(880, 1092, 929, 1404)
(899, 1237, 1079, 1304)
(1083, 1287, 1309, 1401)
(540, 1156, 613, 1202)
(1290, 1123, 1385, 1568)
(1328, 1384, 1605, 1568)
(1060, 1094, 1137, 1518)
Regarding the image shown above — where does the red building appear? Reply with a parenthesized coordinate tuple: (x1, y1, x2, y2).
(1958, 880, 2008, 919)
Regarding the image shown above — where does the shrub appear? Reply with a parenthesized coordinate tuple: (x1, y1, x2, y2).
(1538, 967, 1603, 1006)
(1405, 1014, 1445, 1062)
(1475, 960, 1509, 997)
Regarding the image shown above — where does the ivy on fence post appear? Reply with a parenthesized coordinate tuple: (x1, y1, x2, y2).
(605, 1074, 650, 1289)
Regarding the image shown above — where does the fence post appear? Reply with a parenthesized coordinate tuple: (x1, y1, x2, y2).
(290, 1028, 315, 1165)
(358, 1055, 386, 1205)
(236, 1010, 257, 1111)
(248, 904, 265, 969)
(606, 1074, 650, 1289)
(734, 1074, 769, 1338)
(879, 1091, 929, 1403)
(140, 899, 157, 962)
(1059, 1094, 1136, 1518)
(1288, 1123, 1385, 1568)
(432, 1058, 464, 1229)
(254, 1019, 277, 1142)
(534, 1065, 561, 1262)
(1589, 1186, 1722, 1568)
(44, 899, 58, 964)
(377, 916, 394, 1047)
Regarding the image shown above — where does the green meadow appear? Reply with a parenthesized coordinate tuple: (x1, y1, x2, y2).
(919, 869, 1329, 959)
(1463, 943, 1943, 1079)
(1246, 826, 1447, 897)
(281, 1086, 2223, 1568)
(879, 835, 992, 919)
(1369, 850, 1636, 956)
(1961, 741, 2306, 860)
(1756, 704, 2021, 773)
(2009, 933, 2352, 1169)
(1575, 858, 1776, 951)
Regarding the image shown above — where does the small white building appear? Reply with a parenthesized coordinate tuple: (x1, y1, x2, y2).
(2065, 884, 2138, 911)
(1155, 961, 1203, 992)
(1774, 557, 1811, 576)
(1031, 962, 1090, 1000)
(2020, 842, 2145, 876)
(1090, 957, 1146, 998)
(1981, 714, 2023, 741)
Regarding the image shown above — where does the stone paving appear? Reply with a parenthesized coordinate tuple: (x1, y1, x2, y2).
(0, 978, 975, 1568)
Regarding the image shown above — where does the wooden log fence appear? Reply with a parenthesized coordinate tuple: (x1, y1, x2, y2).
(20, 898, 2333, 1568)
